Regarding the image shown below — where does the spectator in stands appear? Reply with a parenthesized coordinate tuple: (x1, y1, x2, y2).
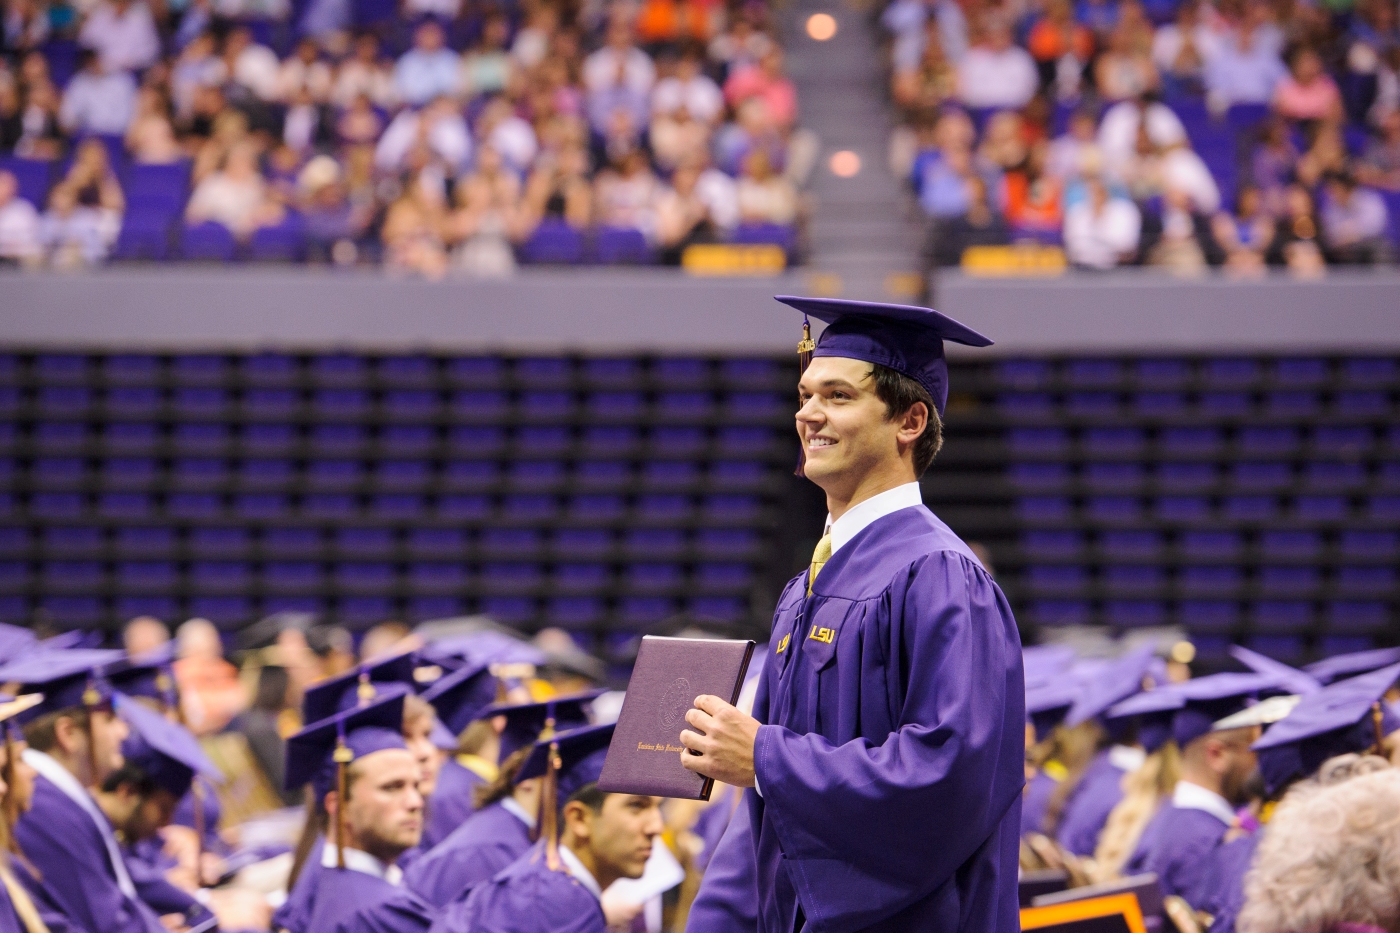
(1205, 19, 1286, 110)
(3, 0, 49, 55)
(374, 95, 472, 174)
(170, 32, 226, 121)
(1266, 182, 1327, 275)
(1152, 0, 1217, 97)
(78, 0, 160, 73)
(126, 86, 184, 164)
(0, 80, 20, 153)
(461, 14, 513, 99)
(979, 111, 1029, 172)
(1027, 0, 1093, 100)
(725, 47, 797, 130)
(0, 168, 42, 266)
(708, 13, 774, 81)
(445, 145, 521, 275)
(1250, 116, 1300, 213)
(336, 93, 385, 147)
(59, 49, 137, 137)
(595, 147, 663, 240)
(12, 75, 63, 160)
(957, 14, 1039, 109)
(278, 38, 333, 104)
(1145, 186, 1220, 272)
(520, 144, 594, 237)
(1075, 0, 1119, 42)
(1003, 142, 1064, 240)
(650, 101, 710, 171)
(332, 34, 397, 109)
(223, 26, 281, 103)
(930, 173, 1010, 264)
(512, 4, 558, 70)
(1097, 21, 1160, 103)
(173, 618, 244, 736)
(585, 17, 656, 99)
(653, 43, 723, 125)
(185, 140, 284, 240)
(891, 22, 957, 114)
(1098, 92, 1187, 178)
(395, 21, 460, 107)
(381, 179, 449, 278)
(1273, 46, 1342, 123)
(1295, 120, 1348, 187)
(1063, 173, 1141, 268)
(476, 96, 538, 175)
(42, 137, 124, 266)
(299, 155, 369, 263)
(735, 148, 797, 227)
(1320, 170, 1392, 264)
(1357, 108, 1400, 189)
(1046, 108, 1103, 181)
(1212, 184, 1275, 272)
(656, 162, 719, 262)
(123, 615, 170, 655)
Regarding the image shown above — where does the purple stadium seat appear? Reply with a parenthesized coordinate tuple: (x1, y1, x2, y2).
(1178, 600, 1239, 634)
(37, 386, 93, 415)
(264, 562, 325, 594)
(369, 494, 423, 519)
(480, 562, 543, 595)
(115, 561, 177, 593)
(1103, 566, 1164, 594)
(552, 563, 609, 594)
(1025, 600, 1090, 627)
(1258, 566, 1319, 596)
(623, 529, 685, 557)
(569, 494, 623, 520)
(409, 564, 467, 595)
(114, 208, 178, 261)
(642, 461, 699, 490)
(34, 423, 89, 453)
(334, 562, 395, 594)
(309, 424, 367, 453)
(1020, 530, 1084, 557)
(516, 427, 571, 454)
(696, 528, 758, 558)
(575, 461, 630, 491)
(1250, 601, 1312, 635)
(731, 222, 796, 255)
(1025, 566, 1086, 595)
(695, 564, 752, 594)
(547, 597, 604, 625)
(624, 564, 682, 594)
(1106, 600, 1167, 628)
(582, 359, 642, 389)
(1084, 463, 1142, 490)
(520, 221, 586, 264)
(436, 495, 491, 520)
(249, 215, 306, 262)
(445, 357, 507, 388)
(189, 528, 250, 557)
(1087, 496, 1143, 524)
(1294, 495, 1348, 521)
(378, 356, 435, 387)
(1260, 531, 1320, 557)
(500, 495, 558, 522)
(382, 425, 436, 455)
(593, 226, 653, 264)
(181, 221, 237, 261)
(405, 528, 466, 558)
(620, 597, 673, 624)
(1325, 602, 1388, 636)
(0, 157, 53, 208)
(33, 457, 87, 489)
(505, 461, 565, 492)
(1017, 496, 1071, 522)
(40, 561, 102, 592)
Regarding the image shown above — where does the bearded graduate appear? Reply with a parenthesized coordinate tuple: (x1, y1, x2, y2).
(684, 296, 1026, 933)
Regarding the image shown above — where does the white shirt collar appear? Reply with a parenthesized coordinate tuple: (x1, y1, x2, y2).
(500, 796, 537, 830)
(23, 749, 138, 899)
(1108, 745, 1146, 772)
(1172, 779, 1236, 827)
(823, 482, 924, 555)
(558, 845, 602, 900)
(319, 840, 404, 885)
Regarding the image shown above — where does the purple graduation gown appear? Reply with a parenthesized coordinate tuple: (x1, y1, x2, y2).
(14, 773, 167, 933)
(6, 858, 75, 933)
(1122, 803, 1230, 898)
(1056, 749, 1130, 856)
(428, 843, 605, 933)
(686, 796, 759, 931)
(122, 845, 211, 924)
(303, 863, 436, 933)
(273, 838, 324, 933)
(1184, 832, 1258, 933)
(424, 759, 486, 850)
(1020, 770, 1058, 836)
(405, 801, 533, 908)
(691, 505, 1026, 933)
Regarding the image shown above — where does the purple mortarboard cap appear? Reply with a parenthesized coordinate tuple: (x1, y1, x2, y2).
(776, 296, 993, 417)
(1065, 644, 1158, 728)
(0, 625, 38, 665)
(1170, 673, 1281, 748)
(429, 720, 458, 751)
(0, 694, 45, 738)
(1304, 648, 1400, 686)
(1106, 686, 1185, 754)
(1252, 662, 1400, 795)
(41, 631, 105, 651)
(421, 662, 499, 735)
(0, 649, 125, 722)
(1026, 680, 1080, 743)
(1023, 644, 1076, 690)
(106, 645, 179, 710)
(517, 723, 616, 814)
(420, 632, 546, 672)
(479, 691, 602, 763)
(285, 690, 408, 800)
(115, 693, 220, 799)
(1229, 645, 1322, 697)
(302, 651, 417, 724)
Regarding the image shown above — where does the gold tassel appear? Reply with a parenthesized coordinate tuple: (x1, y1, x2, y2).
(1371, 702, 1386, 753)
(82, 683, 101, 788)
(2, 730, 17, 839)
(540, 741, 561, 872)
(333, 738, 353, 869)
(794, 318, 816, 478)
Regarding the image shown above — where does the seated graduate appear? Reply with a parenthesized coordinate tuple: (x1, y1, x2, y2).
(0, 693, 74, 933)
(111, 694, 271, 932)
(0, 650, 172, 933)
(1054, 646, 1157, 857)
(430, 722, 661, 933)
(419, 663, 501, 850)
(1120, 673, 1283, 898)
(281, 688, 435, 933)
(406, 695, 597, 908)
(1022, 680, 1079, 837)
(1193, 662, 1400, 933)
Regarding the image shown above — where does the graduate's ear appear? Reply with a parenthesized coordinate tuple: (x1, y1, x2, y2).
(51, 714, 86, 758)
(894, 399, 930, 448)
(561, 798, 593, 842)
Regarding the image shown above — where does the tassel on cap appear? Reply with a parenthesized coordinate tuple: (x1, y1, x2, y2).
(333, 721, 353, 869)
(82, 679, 103, 787)
(357, 673, 376, 706)
(1371, 701, 1386, 753)
(794, 317, 816, 478)
(539, 740, 562, 872)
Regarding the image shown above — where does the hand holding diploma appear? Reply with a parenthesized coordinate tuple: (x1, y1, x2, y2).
(679, 695, 760, 788)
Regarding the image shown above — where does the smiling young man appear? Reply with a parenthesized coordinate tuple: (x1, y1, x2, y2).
(432, 723, 664, 933)
(682, 296, 1026, 933)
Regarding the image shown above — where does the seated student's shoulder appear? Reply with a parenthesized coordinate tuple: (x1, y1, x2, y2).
(436, 852, 606, 933)
(335, 887, 436, 933)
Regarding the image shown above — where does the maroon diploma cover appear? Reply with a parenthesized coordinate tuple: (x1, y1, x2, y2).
(597, 635, 756, 800)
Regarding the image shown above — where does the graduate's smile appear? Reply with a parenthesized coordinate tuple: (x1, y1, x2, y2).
(806, 434, 838, 450)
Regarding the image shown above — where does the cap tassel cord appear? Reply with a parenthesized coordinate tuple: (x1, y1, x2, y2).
(794, 317, 816, 478)
(82, 681, 101, 789)
(2, 730, 18, 845)
(192, 779, 206, 877)
(333, 725, 352, 870)
(1371, 702, 1386, 753)
(541, 741, 561, 872)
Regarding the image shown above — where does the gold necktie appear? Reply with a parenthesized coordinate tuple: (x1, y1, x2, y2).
(807, 533, 832, 596)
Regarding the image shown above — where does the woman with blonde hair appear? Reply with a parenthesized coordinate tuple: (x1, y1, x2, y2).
(0, 694, 66, 933)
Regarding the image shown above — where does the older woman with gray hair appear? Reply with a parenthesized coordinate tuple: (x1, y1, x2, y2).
(1238, 764, 1400, 933)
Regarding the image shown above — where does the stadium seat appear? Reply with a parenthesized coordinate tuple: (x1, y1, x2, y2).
(519, 221, 586, 264)
(593, 226, 653, 264)
(623, 529, 685, 557)
(181, 222, 237, 261)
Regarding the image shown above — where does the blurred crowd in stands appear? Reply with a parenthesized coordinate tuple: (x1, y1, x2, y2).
(882, 0, 1400, 273)
(0, 0, 815, 271)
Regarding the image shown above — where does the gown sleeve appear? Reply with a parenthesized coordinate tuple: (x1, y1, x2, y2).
(683, 792, 758, 933)
(752, 552, 1025, 929)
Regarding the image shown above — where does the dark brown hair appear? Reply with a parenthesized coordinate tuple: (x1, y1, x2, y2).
(22, 708, 88, 754)
(869, 364, 943, 476)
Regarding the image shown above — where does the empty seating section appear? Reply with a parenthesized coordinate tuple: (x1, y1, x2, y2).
(0, 353, 795, 634)
(930, 355, 1399, 665)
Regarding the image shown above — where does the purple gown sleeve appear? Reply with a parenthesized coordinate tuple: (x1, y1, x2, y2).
(752, 553, 1024, 928)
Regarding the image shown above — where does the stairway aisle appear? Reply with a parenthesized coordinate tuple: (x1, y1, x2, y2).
(778, 0, 926, 298)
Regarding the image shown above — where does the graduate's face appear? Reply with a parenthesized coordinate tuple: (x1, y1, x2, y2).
(0, 741, 35, 813)
(575, 794, 663, 881)
(343, 748, 424, 861)
(797, 357, 915, 495)
(401, 712, 442, 797)
(126, 787, 179, 842)
(89, 709, 129, 784)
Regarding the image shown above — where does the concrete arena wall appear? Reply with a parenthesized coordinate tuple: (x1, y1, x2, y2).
(3, 267, 1399, 354)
